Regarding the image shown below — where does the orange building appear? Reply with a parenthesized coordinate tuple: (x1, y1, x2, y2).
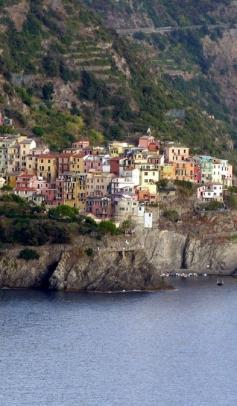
(173, 160, 196, 182)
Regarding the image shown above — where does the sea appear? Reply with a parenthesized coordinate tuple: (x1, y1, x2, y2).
(0, 277, 237, 406)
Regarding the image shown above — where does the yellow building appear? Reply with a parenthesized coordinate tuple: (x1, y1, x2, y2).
(26, 154, 38, 175)
(108, 141, 134, 157)
(69, 154, 85, 173)
(18, 139, 36, 171)
(36, 154, 58, 182)
(56, 173, 87, 211)
(139, 165, 159, 195)
(159, 164, 175, 180)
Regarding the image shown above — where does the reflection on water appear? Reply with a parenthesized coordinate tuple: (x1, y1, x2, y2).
(0, 277, 237, 406)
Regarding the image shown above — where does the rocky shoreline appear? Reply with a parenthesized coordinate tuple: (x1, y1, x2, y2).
(0, 228, 237, 291)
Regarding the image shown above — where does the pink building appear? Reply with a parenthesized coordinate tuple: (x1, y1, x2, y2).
(86, 196, 112, 219)
(194, 163, 201, 184)
(109, 157, 125, 176)
(15, 173, 43, 200)
(58, 153, 73, 176)
(138, 135, 159, 150)
(72, 139, 90, 150)
(15, 173, 38, 199)
(165, 145, 190, 163)
(44, 184, 57, 205)
(85, 155, 103, 173)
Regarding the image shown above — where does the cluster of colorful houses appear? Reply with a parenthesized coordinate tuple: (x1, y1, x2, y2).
(0, 131, 233, 227)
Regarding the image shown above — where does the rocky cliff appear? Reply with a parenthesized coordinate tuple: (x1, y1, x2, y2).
(1, 229, 237, 291)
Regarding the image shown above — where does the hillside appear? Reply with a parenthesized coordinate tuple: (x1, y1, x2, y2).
(84, 1, 237, 143)
(0, 0, 236, 158)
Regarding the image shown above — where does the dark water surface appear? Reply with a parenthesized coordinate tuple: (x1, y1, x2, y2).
(0, 278, 237, 406)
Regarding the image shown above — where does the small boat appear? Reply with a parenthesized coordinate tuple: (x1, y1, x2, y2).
(217, 278, 224, 286)
(181, 273, 187, 279)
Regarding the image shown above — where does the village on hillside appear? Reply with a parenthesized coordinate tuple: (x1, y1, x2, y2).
(0, 123, 233, 229)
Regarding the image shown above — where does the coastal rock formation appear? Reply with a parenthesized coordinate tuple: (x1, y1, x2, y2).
(0, 230, 237, 291)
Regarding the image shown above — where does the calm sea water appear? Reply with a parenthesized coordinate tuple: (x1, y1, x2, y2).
(0, 278, 237, 406)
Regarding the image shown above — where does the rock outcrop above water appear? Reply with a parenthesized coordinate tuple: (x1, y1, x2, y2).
(0, 229, 237, 291)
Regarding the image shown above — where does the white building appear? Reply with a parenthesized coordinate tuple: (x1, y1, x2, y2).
(111, 177, 136, 195)
(119, 167, 140, 185)
(144, 212, 153, 229)
(197, 184, 223, 202)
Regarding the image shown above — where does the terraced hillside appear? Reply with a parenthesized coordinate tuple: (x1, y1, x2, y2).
(0, 0, 236, 158)
(83, 0, 237, 138)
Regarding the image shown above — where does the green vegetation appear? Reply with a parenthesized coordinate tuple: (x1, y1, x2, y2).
(18, 248, 40, 261)
(0, 195, 119, 246)
(85, 247, 94, 257)
(227, 235, 237, 243)
(202, 201, 224, 211)
(48, 205, 79, 221)
(98, 220, 118, 235)
(119, 218, 134, 233)
(226, 191, 237, 210)
(163, 209, 180, 222)
(174, 180, 195, 197)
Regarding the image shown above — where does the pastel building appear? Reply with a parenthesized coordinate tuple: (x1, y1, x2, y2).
(138, 135, 159, 151)
(36, 154, 59, 182)
(109, 157, 125, 176)
(72, 139, 90, 150)
(58, 153, 74, 175)
(86, 196, 112, 219)
(0, 135, 20, 175)
(69, 153, 86, 173)
(15, 173, 38, 199)
(108, 141, 133, 157)
(111, 177, 136, 196)
(165, 145, 190, 163)
(197, 184, 223, 202)
(119, 168, 140, 186)
(86, 172, 115, 198)
(18, 138, 37, 171)
(173, 160, 196, 182)
(56, 173, 87, 210)
(159, 163, 175, 180)
(212, 158, 232, 187)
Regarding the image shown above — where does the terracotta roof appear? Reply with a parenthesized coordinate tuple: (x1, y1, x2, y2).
(36, 154, 59, 159)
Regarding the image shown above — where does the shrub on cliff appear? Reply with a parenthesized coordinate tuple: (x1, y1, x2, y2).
(99, 221, 117, 235)
(85, 248, 94, 257)
(203, 201, 224, 211)
(174, 180, 194, 197)
(163, 209, 180, 222)
(18, 248, 40, 261)
(48, 205, 78, 221)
